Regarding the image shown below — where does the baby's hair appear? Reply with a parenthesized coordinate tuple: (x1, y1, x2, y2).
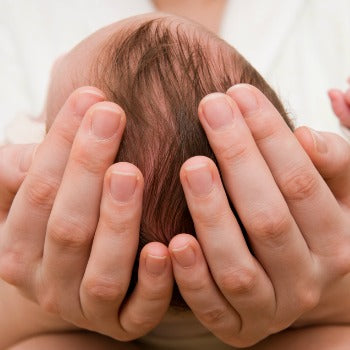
(90, 16, 293, 309)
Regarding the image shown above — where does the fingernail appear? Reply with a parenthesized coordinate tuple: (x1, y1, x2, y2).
(20, 144, 38, 172)
(185, 161, 213, 196)
(75, 89, 105, 116)
(201, 94, 235, 130)
(227, 85, 258, 112)
(110, 170, 137, 202)
(310, 128, 328, 153)
(146, 254, 167, 276)
(171, 244, 196, 268)
(91, 105, 122, 139)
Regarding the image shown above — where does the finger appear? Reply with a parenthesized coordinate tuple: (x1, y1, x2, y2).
(227, 84, 344, 254)
(345, 87, 350, 104)
(41, 102, 125, 319)
(295, 126, 350, 206)
(179, 156, 277, 338)
(0, 87, 105, 287)
(79, 162, 144, 328)
(328, 89, 350, 127)
(169, 234, 246, 346)
(0, 144, 37, 216)
(118, 242, 173, 339)
(196, 94, 311, 302)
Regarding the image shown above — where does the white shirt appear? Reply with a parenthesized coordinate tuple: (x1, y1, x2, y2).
(1, 0, 349, 144)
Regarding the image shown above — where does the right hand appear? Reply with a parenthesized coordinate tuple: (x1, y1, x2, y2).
(0, 87, 173, 341)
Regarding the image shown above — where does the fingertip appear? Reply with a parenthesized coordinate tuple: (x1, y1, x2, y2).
(198, 93, 239, 132)
(180, 156, 215, 173)
(328, 89, 343, 102)
(68, 87, 106, 117)
(295, 126, 328, 156)
(180, 156, 217, 187)
(103, 163, 144, 205)
(226, 84, 260, 113)
(73, 86, 106, 100)
(294, 126, 314, 151)
(136, 243, 170, 278)
(107, 162, 144, 187)
(169, 233, 197, 252)
(226, 83, 257, 96)
(141, 242, 169, 259)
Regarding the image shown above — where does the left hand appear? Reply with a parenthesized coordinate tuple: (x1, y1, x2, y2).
(168, 85, 350, 347)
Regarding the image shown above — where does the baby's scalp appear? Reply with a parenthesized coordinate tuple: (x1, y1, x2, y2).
(46, 14, 293, 308)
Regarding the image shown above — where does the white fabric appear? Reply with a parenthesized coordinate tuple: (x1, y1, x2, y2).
(221, 0, 350, 135)
(1, 0, 350, 144)
(0, 0, 154, 144)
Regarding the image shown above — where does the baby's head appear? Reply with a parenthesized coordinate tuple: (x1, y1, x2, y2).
(45, 13, 292, 309)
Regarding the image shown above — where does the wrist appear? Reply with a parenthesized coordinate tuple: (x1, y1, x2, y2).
(0, 279, 76, 349)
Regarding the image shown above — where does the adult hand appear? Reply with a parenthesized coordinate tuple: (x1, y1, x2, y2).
(169, 84, 350, 347)
(0, 143, 37, 219)
(0, 87, 173, 342)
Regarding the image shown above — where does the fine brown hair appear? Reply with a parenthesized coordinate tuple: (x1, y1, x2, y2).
(90, 16, 293, 309)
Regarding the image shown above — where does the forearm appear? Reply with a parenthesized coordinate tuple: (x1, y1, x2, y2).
(0, 280, 75, 349)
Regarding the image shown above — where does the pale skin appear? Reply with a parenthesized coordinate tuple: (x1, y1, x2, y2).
(2, 84, 350, 350)
(328, 78, 350, 128)
(1, 12, 350, 350)
(151, 0, 228, 34)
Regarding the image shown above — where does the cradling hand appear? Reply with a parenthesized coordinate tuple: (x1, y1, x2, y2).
(169, 85, 350, 347)
(0, 87, 173, 342)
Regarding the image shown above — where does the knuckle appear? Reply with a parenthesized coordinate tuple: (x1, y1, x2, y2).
(295, 285, 320, 312)
(71, 141, 106, 175)
(334, 246, 350, 275)
(200, 307, 228, 325)
(99, 210, 132, 234)
(245, 109, 280, 142)
(83, 276, 125, 302)
(139, 283, 168, 303)
(282, 168, 318, 201)
(127, 312, 156, 331)
(39, 291, 60, 315)
(218, 267, 258, 296)
(249, 207, 291, 245)
(48, 216, 93, 249)
(177, 277, 207, 294)
(218, 141, 250, 165)
(25, 173, 58, 210)
(0, 251, 26, 286)
(192, 208, 232, 231)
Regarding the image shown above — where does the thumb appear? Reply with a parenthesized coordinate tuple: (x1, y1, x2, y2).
(294, 126, 350, 207)
(0, 143, 38, 214)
